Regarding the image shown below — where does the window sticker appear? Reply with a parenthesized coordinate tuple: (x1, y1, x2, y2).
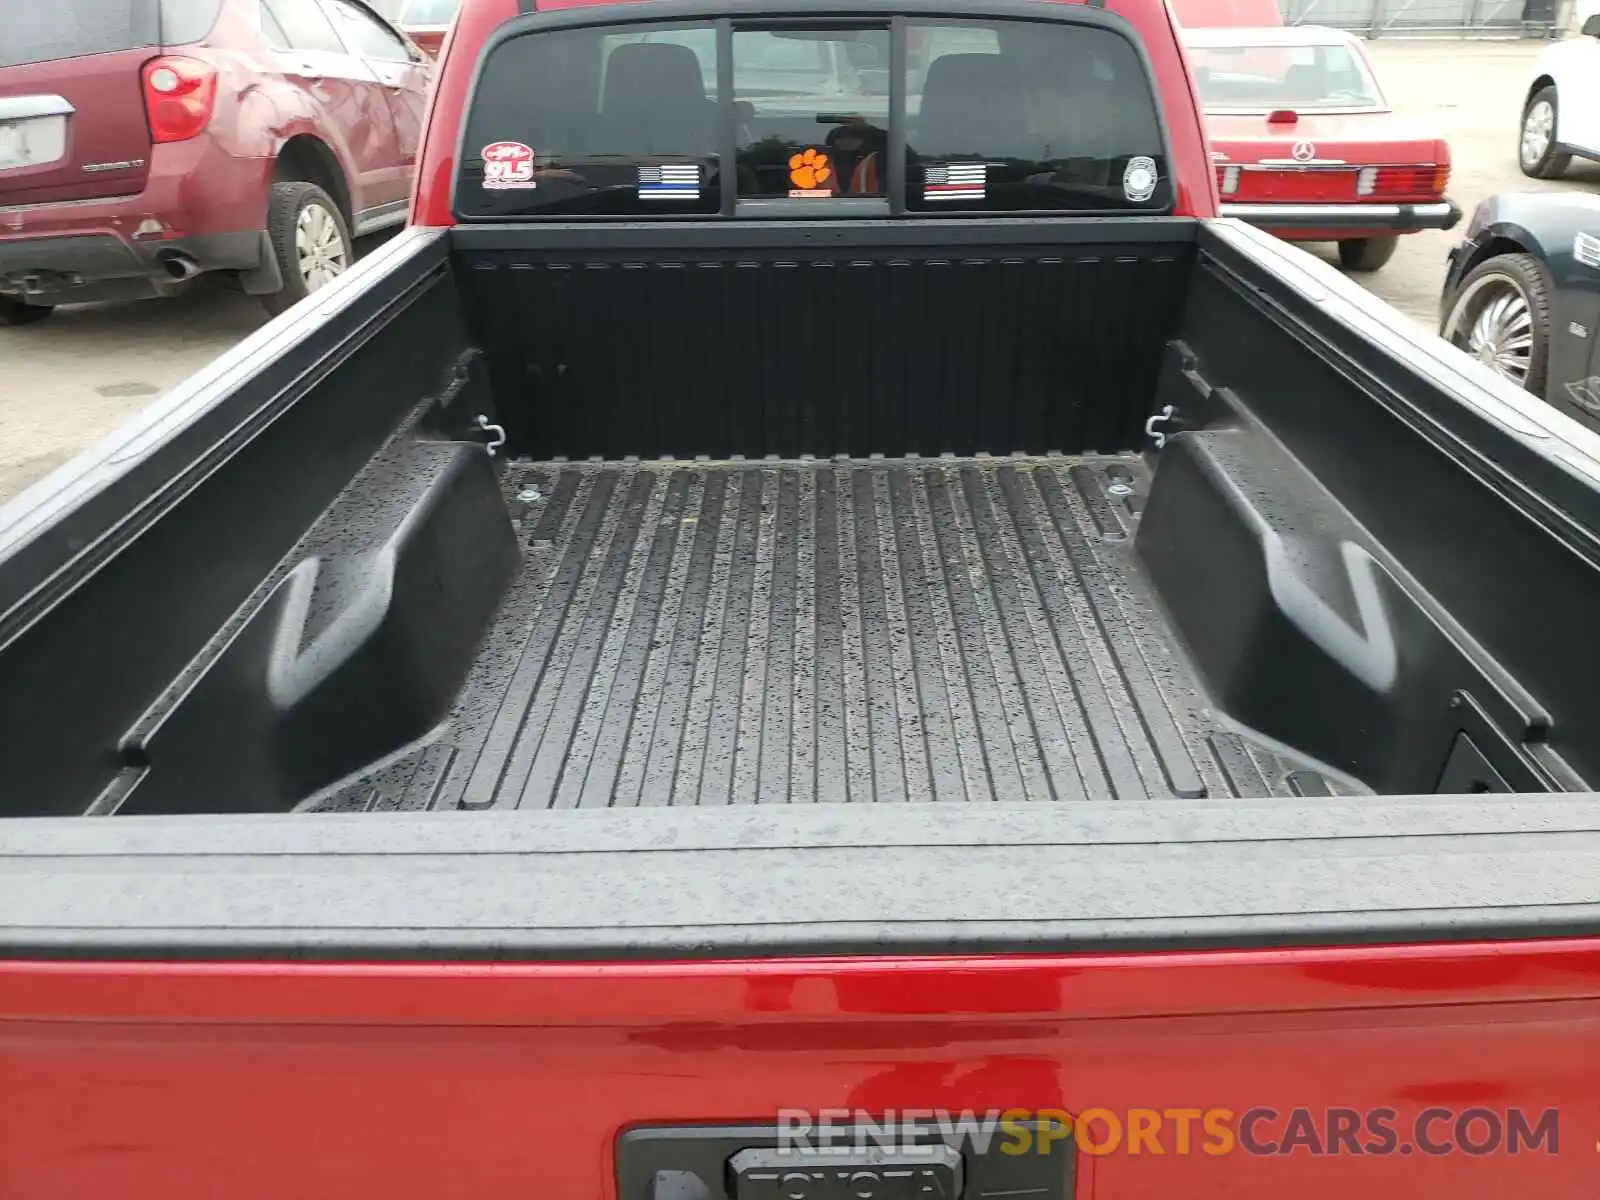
(788, 148, 834, 197)
(481, 141, 537, 190)
(638, 163, 701, 201)
(1122, 155, 1158, 203)
(923, 162, 986, 201)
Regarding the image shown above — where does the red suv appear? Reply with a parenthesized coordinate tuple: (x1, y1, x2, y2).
(0, 0, 430, 323)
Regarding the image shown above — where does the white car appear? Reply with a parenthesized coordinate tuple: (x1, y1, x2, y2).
(1520, 17, 1600, 178)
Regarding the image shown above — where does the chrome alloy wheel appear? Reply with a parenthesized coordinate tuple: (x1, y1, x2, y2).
(295, 201, 348, 292)
(1521, 99, 1554, 169)
(1445, 273, 1535, 386)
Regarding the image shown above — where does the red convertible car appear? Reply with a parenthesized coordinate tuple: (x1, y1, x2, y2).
(1184, 25, 1459, 272)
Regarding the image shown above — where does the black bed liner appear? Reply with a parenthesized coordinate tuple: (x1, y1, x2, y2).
(11, 221, 1600, 823)
(325, 454, 1335, 812)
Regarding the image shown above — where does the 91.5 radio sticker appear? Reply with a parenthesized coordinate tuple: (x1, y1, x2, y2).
(481, 141, 537, 190)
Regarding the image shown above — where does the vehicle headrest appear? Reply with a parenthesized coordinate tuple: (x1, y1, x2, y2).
(602, 43, 709, 115)
(1282, 63, 1323, 99)
(594, 42, 715, 156)
(917, 54, 1024, 157)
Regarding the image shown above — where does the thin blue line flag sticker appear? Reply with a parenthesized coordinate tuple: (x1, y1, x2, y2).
(638, 164, 701, 201)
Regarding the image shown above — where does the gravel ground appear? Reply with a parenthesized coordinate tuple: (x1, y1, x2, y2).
(1, 38, 1594, 504)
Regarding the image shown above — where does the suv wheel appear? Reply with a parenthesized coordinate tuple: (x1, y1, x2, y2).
(0, 296, 55, 326)
(1441, 253, 1550, 397)
(1520, 86, 1571, 179)
(261, 181, 353, 317)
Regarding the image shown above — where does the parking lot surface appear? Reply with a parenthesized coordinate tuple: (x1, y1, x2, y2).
(1, 38, 1594, 504)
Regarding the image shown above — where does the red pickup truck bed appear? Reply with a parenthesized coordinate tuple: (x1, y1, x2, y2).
(5, 0, 1600, 1194)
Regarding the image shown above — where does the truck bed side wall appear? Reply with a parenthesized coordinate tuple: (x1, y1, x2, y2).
(0, 233, 500, 817)
(1140, 223, 1600, 793)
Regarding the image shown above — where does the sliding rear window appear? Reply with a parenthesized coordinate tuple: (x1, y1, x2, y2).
(456, 13, 1171, 218)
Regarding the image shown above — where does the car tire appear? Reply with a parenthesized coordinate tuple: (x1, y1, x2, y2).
(1440, 252, 1551, 398)
(1337, 236, 1399, 273)
(260, 181, 353, 318)
(0, 296, 55, 326)
(1519, 86, 1571, 180)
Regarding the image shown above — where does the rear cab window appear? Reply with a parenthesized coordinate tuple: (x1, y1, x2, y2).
(456, 7, 1172, 219)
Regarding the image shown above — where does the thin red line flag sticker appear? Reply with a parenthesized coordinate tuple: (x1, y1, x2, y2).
(924, 162, 986, 201)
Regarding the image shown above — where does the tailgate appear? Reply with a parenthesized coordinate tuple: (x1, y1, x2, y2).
(0, 2, 157, 206)
(3, 804, 1600, 1198)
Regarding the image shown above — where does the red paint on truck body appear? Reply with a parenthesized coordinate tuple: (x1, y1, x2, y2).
(3, 940, 1599, 1198)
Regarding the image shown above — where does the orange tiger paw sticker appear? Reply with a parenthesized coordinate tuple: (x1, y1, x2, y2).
(789, 148, 832, 190)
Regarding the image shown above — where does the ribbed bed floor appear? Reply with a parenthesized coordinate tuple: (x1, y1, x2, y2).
(326, 455, 1340, 811)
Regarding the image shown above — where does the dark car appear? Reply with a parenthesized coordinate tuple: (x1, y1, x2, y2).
(1439, 190, 1600, 429)
(0, 0, 430, 323)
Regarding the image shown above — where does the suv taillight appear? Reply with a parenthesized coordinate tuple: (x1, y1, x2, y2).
(142, 56, 218, 143)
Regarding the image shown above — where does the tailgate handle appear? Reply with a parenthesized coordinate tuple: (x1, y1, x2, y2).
(729, 1146, 961, 1200)
(619, 1119, 1074, 1200)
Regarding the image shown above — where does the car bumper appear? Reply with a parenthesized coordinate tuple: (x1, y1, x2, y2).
(1438, 236, 1480, 330)
(0, 137, 269, 305)
(1219, 199, 1463, 233)
(0, 230, 266, 305)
